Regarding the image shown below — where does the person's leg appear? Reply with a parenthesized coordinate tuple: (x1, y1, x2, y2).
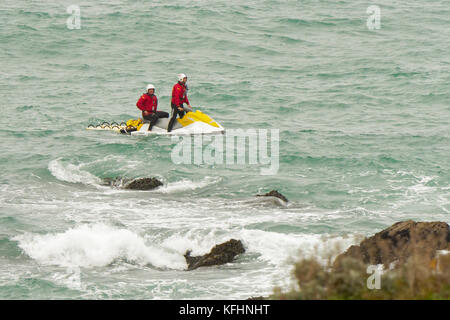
(143, 113, 158, 131)
(148, 113, 159, 131)
(156, 111, 169, 118)
(168, 104, 179, 132)
(142, 113, 151, 122)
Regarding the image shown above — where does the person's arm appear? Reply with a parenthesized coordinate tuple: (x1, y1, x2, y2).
(136, 95, 146, 111)
(180, 88, 191, 110)
(183, 105, 193, 112)
(183, 94, 190, 106)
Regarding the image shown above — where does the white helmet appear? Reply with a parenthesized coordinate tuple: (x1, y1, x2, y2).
(177, 73, 187, 82)
(146, 84, 155, 91)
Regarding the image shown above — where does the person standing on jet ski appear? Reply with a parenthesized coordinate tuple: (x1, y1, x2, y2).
(168, 74, 192, 132)
(136, 84, 169, 131)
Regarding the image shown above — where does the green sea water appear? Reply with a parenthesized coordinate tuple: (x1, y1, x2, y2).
(0, 0, 449, 299)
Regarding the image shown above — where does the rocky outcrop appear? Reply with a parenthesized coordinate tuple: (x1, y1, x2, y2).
(123, 177, 163, 190)
(256, 190, 288, 203)
(102, 177, 163, 190)
(184, 239, 245, 271)
(334, 220, 450, 269)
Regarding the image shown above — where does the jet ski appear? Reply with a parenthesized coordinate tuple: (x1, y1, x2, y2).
(87, 109, 225, 136)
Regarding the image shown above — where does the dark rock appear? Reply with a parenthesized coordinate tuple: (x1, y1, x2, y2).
(334, 220, 450, 269)
(184, 239, 245, 271)
(124, 177, 163, 190)
(256, 190, 288, 203)
(101, 177, 163, 190)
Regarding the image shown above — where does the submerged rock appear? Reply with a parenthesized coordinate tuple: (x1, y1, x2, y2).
(101, 177, 163, 190)
(334, 220, 450, 269)
(256, 190, 288, 203)
(184, 239, 245, 271)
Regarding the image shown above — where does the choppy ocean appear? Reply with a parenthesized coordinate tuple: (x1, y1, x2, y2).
(0, 0, 449, 299)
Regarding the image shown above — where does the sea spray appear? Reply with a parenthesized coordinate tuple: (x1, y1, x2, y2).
(14, 224, 187, 270)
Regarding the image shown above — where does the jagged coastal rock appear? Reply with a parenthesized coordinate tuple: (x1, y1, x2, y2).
(184, 239, 245, 271)
(256, 190, 288, 203)
(102, 177, 163, 190)
(334, 220, 450, 269)
(124, 177, 163, 190)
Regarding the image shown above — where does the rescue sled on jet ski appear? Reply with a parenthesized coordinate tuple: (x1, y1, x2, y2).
(87, 109, 225, 136)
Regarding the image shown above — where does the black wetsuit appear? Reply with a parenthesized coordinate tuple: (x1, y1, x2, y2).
(167, 103, 185, 132)
(143, 111, 169, 130)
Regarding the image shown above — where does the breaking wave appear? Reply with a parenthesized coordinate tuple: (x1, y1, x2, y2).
(14, 223, 187, 270)
(48, 159, 101, 186)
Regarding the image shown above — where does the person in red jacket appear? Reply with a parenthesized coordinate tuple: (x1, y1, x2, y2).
(168, 74, 193, 132)
(136, 84, 168, 131)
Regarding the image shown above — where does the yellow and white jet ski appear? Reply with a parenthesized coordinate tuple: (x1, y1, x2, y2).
(87, 109, 225, 136)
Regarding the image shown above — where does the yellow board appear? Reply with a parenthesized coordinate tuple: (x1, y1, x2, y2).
(177, 110, 219, 128)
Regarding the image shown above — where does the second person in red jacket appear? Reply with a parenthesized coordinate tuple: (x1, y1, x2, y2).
(136, 84, 169, 131)
(168, 74, 192, 132)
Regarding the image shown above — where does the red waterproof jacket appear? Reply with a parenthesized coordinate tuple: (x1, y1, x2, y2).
(136, 93, 158, 114)
(171, 82, 190, 107)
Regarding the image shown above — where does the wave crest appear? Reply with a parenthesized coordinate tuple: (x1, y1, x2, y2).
(48, 159, 101, 185)
(14, 224, 187, 270)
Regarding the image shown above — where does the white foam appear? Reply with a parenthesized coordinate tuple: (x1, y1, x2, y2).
(238, 229, 357, 266)
(48, 159, 101, 185)
(51, 267, 85, 291)
(161, 228, 226, 256)
(161, 228, 358, 267)
(156, 176, 221, 194)
(14, 224, 187, 270)
(406, 175, 436, 195)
